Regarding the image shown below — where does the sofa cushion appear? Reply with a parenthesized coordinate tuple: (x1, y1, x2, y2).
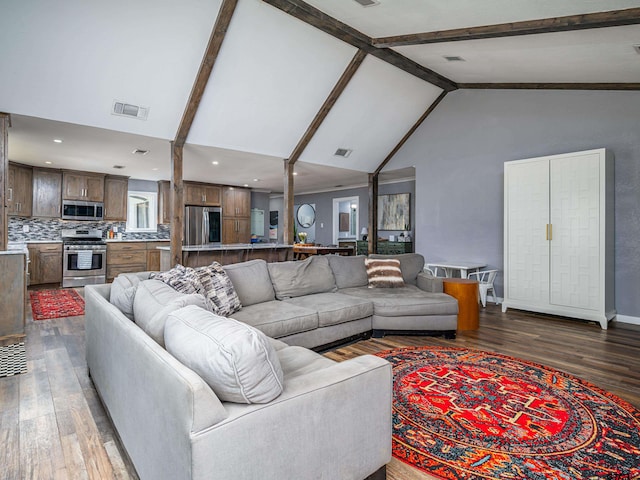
(133, 279, 209, 346)
(328, 255, 368, 289)
(365, 258, 405, 288)
(230, 301, 318, 339)
(370, 253, 425, 286)
(285, 293, 373, 327)
(110, 272, 146, 320)
(276, 345, 336, 380)
(194, 263, 242, 317)
(340, 285, 458, 317)
(164, 305, 284, 404)
(151, 264, 202, 294)
(223, 259, 275, 306)
(267, 256, 337, 300)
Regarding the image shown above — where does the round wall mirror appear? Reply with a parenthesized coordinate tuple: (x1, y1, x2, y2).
(296, 204, 316, 228)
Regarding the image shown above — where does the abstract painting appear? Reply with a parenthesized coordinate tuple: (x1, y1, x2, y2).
(378, 193, 410, 231)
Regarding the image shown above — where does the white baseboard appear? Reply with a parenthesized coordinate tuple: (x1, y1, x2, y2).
(614, 314, 640, 326)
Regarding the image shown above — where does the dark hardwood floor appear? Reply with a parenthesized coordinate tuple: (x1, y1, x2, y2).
(1, 294, 639, 480)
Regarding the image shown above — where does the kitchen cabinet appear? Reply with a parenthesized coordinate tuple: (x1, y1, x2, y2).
(32, 168, 62, 217)
(104, 175, 129, 221)
(222, 218, 251, 244)
(145, 241, 168, 271)
(28, 243, 63, 285)
(63, 171, 105, 202)
(222, 187, 250, 217)
(158, 181, 171, 224)
(106, 242, 147, 281)
(7, 164, 33, 216)
(185, 182, 221, 206)
(222, 187, 251, 244)
(0, 252, 26, 342)
(502, 148, 615, 329)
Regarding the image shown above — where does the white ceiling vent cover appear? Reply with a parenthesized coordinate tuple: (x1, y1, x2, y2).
(334, 148, 352, 158)
(112, 101, 149, 120)
(353, 0, 380, 6)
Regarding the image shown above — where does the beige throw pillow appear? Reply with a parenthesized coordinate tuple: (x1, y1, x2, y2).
(364, 258, 405, 288)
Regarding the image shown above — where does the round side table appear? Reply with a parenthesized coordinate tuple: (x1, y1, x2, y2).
(443, 278, 479, 331)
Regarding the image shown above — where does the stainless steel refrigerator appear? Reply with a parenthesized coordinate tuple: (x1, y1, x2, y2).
(184, 206, 222, 245)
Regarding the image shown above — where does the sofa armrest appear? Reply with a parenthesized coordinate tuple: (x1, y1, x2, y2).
(191, 355, 392, 480)
(417, 271, 444, 293)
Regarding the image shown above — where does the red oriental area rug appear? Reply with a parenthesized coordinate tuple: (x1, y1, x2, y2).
(376, 346, 640, 479)
(29, 289, 85, 321)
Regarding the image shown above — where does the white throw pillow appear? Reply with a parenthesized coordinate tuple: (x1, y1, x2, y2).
(164, 305, 284, 404)
(110, 273, 143, 319)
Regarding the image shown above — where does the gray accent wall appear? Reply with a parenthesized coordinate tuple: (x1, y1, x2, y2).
(389, 89, 640, 318)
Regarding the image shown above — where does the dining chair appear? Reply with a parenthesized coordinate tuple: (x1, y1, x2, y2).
(467, 269, 498, 307)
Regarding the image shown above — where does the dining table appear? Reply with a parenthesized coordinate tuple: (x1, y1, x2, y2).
(425, 261, 487, 279)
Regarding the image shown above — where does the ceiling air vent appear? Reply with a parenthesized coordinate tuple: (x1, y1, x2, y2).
(112, 100, 149, 120)
(132, 148, 149, 155)
(334, 148, 352, 158)
(634, 45, 640, 54)
(353, 0, 380, 6)
(113, 165, 126, 169)
(443, 56, 465, 62)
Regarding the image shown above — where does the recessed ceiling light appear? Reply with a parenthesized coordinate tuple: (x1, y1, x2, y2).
(243, 184, 249, 187)
(293, 172, 298, 176)
(45, 161, 52, 165)
(53, 139, 63, 143)
(152, 168, 158, 171)
(212, 161, 219, 165)
(443, 55, 465, 62)
(253, 178, 260, 182)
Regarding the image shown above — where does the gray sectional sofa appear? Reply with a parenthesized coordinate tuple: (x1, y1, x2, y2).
(84, 253, 458, 480)
(227, 253, 458, 349)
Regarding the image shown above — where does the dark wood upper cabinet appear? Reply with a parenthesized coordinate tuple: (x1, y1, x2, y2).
(104, 175, 129, 221)
(7, 164, 33, 216)
(158, 181, 171, 224)
(185, 182, 221, 206)
(32, 168, 62, 218)
(222, 187, 250, 218)
(63, 171, 105, 202)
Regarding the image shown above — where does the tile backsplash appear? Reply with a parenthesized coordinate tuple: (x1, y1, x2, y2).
(9, 217, 170, 242)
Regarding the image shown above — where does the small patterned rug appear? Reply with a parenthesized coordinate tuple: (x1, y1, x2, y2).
(376, 346, 640, 479)
(0, 342, 27, 377)
(29, 289, 85, 321)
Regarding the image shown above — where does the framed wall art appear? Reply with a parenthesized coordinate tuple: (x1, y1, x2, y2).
(377, 193, 410, 231)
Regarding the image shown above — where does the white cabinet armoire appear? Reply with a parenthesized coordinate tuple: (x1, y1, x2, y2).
(502, 148, 615, 329)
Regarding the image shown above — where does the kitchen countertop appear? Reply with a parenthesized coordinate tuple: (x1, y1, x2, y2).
(157, 243, 292, 252)
(9, 240, 63, 244)
(105, 239, 170, 243)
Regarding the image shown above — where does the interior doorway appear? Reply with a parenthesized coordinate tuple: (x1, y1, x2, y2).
(332, 196, 359, 245)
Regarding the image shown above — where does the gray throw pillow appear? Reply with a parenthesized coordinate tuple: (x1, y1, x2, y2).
(193, 262, 242, 317)
(164, 305, 284, 404)
(328, 255, 368, 289)
(109, 272, 143, 319)
(267, 256, 337, 300)
(223, 260, 276, 306)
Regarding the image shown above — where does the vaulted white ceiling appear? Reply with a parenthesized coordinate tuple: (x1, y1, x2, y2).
(1, 0, 639, 193)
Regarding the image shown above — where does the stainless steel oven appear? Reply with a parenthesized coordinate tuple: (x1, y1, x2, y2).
(62, 229, 106, 287)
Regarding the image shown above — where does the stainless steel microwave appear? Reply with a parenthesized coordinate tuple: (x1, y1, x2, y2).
(62, 200, 104, 221)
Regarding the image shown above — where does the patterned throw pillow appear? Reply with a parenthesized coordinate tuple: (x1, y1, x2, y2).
(151, 264, 203, 295)
(364, 258, 405, 288)
(194, 262, 242, 317)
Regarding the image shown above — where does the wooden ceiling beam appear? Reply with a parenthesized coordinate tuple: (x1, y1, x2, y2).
(459, 83, 640, 91)
(261, 0, 457, 92)
(373, 8, 640, 47)
(174, 0, 238, 147)
(288, 49, 367, 165)
(374, 91, 447, 175)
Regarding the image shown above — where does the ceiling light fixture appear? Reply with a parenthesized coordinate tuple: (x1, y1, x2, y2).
(53, 139, 63, 143)
(152, 168, 158, 171)
(253, 178, 260, 182)
(293, 172, 298, 176)
(212, 161, 219, 165)
(45, 161, 52, 165)
(243, 184, 249, 187)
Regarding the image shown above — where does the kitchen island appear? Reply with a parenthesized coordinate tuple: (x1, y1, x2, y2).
(158, 243, 293, 270)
